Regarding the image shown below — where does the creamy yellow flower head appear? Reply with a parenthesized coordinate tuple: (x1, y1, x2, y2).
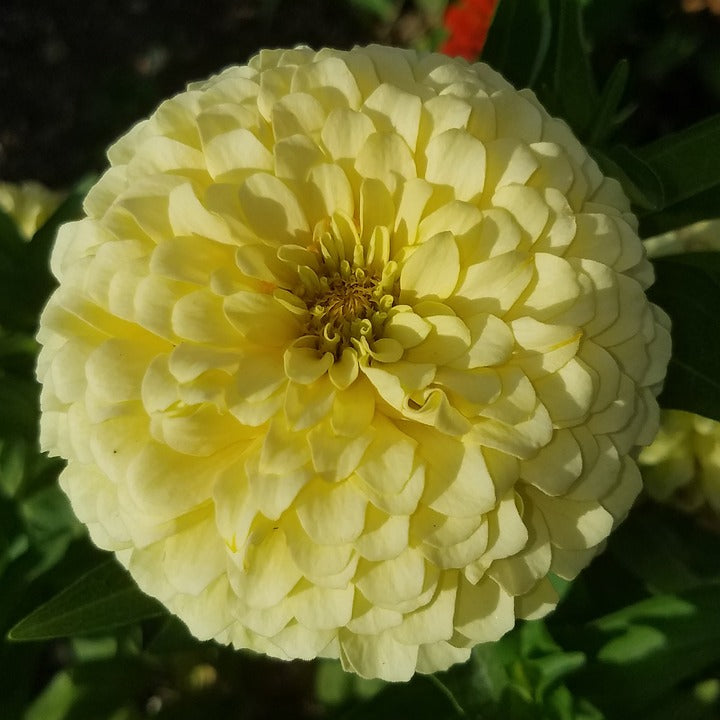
(639, 411, 720, 516)
(0, 181, 64, 239)
(37, 45, 671, 681)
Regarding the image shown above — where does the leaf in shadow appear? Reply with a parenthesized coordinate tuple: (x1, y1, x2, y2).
(8, 558, 165, 641)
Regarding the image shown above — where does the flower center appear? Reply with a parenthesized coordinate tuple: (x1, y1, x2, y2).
(320, 274, 376, 325)
(291, 216, 400, 357)
(307, 265, 396, 355)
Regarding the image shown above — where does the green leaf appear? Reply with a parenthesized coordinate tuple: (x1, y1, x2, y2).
(551, 0, 598, 135)
(0, 328, 38, 361)
(0, 494, 26, 579)
(641, 183, 720, 237)
(71, 635, 119, 662)
(639, 114, 720, 207)
(145, 616, 198, 656)
(20, 485, 79, 546)
(609, 505, 720, 594)
(587, 60, 630, 145)
(0, 176, 91, 334)
(0, 375, 40, 442)
(315, 660, 355, 707)
(570, 586, 720, 715)
(24, 672, 78, 720)
(347, 0, 398, 22)
(544, 684, 577, 720)
(591, 145, 665, 212)
(8, 558, 165, 641)
(338, 674, 462, 719)
(432, 643, 510, 717)
(23, 656, 153, 720)
(648, 252, 720, 422)
(482, 0, 552, 89)
(20, 485, 82, 580)
(0, 437, 28, 498)
(430, 622, 591, 720)
(530, 651, 586, 702)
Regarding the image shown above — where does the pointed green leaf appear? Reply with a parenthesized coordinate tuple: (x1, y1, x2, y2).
(482, 0, 552, 88)
(591, 145, 665, 212)
(552, 0, 598, 135)
(639, 114, 720, 207)
(529, 650, 586, 698)
(24, 672, 78, 720)
(587, 60, 631, 145)
(8, 559, 164, 641)
(641, 183, 720, 237)
(0, 437, 28, 498)
(20, 485, 82, 581)
(648, 252, 720, 422)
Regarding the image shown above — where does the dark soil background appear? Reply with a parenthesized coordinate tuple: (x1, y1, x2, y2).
(0, 0, 371, 188)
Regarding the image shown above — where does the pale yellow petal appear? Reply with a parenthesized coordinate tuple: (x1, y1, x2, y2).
(203, 128, 273, 180)
(162, 512, 227, 595)
(295, 478, 368, 545)
(399, 231, 460, 302)
(355, 548, 433, 612)
(391, 571, 457, 644)
(308, 420, 374, 482)
(340, 630, 419, 682)
(238, 173, 310, 243)
(290, 581, 355, 630)
(527, 486, 614, 550)
(424, 129, 486, 201)
(355, 132, 417, 194)
(363, 83, 422, 152)
(355, 505, 409, 561)
(454, 575, 515, 643)
(229, 526, 303, 609)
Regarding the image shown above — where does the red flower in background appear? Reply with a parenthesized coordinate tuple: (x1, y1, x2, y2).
(440, 0, 499, 60)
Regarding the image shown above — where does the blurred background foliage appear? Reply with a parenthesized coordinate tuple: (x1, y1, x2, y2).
(1, 0, 720, 718)
(1, 0, 718, 187)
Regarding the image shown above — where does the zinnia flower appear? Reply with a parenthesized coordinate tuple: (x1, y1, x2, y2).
(639, 411, 720, 517)
(440, 0, 498, 61)
(37, 45, 670, 681)
(0, 181, 64, 239)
